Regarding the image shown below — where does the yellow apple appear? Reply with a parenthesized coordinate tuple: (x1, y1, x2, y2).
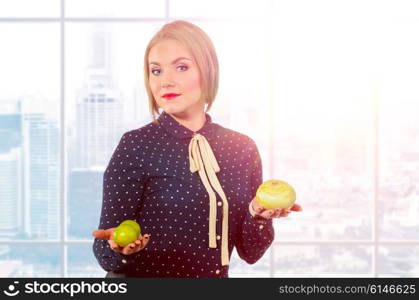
(256, 179, 296, 210)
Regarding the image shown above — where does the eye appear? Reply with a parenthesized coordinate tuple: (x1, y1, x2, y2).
(151, 69, 161, 76)
(177, 65, 188, 72)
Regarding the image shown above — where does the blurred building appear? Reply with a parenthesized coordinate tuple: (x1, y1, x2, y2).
(73, 26, 123, 169)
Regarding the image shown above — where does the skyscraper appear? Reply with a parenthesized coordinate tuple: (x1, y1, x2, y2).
(74, 25, 123, 169)
(22, 109, 60, 239)
(0, 148, 22, 238)
(0, 100, 24, 239)
(0, 98, 60, 239)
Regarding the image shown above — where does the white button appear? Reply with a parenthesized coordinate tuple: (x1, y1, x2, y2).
(217, 201, 222, 206)
(122, 259, 127, 264)
(259, 225, 264, 230)
(216, 235, 221, 240)
(215, 269, 220, 274)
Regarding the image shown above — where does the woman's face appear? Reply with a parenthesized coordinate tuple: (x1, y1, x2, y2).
(148, 39, 204, 117)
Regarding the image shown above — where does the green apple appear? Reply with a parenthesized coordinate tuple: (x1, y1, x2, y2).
(113, 224, 139, 247)
(120, 220, 141, 237)
(256, 179, 296, 210)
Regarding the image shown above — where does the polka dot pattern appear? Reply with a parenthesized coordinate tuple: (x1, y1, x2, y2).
(93, 111, 274, 277)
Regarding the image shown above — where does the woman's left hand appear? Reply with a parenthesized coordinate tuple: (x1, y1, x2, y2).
(251, 197, 302, 219)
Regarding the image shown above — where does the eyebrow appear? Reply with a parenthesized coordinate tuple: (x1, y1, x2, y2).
(149, 57, 192, 66)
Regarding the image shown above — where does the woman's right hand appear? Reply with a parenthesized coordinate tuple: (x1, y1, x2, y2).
(92, 228, 151, 255)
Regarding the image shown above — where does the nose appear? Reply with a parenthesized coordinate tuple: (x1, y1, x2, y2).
(161, 81, 175, 89)
(160, 70, 175, 89)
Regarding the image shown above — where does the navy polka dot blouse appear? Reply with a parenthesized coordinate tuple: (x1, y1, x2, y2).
(93, 111, 275, 278)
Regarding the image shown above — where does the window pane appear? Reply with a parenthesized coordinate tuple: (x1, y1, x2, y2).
(378, 246, 419, 277)
(67, 244, 105, 277)
(66, 0, 165, 18)
(66, 22, 163, 240)
(378, 19, 419, 240)
(379, 100, 419, 240)
(0, 0, 59, 17)
(274, 245, 373, 277)
(0, 245, 61, 277)
(228, 249, 271, 277)
(171, 0, 271, 19)
(271, 0, 377, 241)
(68, 170, 102, 240)
(0, 24, 60, 241)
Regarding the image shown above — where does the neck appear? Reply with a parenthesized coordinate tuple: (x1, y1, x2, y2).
(169, 110, 206, 132)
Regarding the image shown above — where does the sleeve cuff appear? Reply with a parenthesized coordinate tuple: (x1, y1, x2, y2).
(104, 243, 138, 266)
(111, 250, 137, 265)
(248, 200, 273, 225)
(248, 200, 258, 217)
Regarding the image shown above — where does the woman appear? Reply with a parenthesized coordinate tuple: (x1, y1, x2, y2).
(92, 20, 302, 278)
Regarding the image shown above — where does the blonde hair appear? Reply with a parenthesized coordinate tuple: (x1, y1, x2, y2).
(143, 20, 219, 124)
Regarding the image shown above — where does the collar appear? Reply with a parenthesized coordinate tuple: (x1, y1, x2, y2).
(158, 111, 216, 141)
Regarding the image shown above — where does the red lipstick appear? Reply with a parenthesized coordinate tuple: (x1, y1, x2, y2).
(163, 93, 181, 100)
